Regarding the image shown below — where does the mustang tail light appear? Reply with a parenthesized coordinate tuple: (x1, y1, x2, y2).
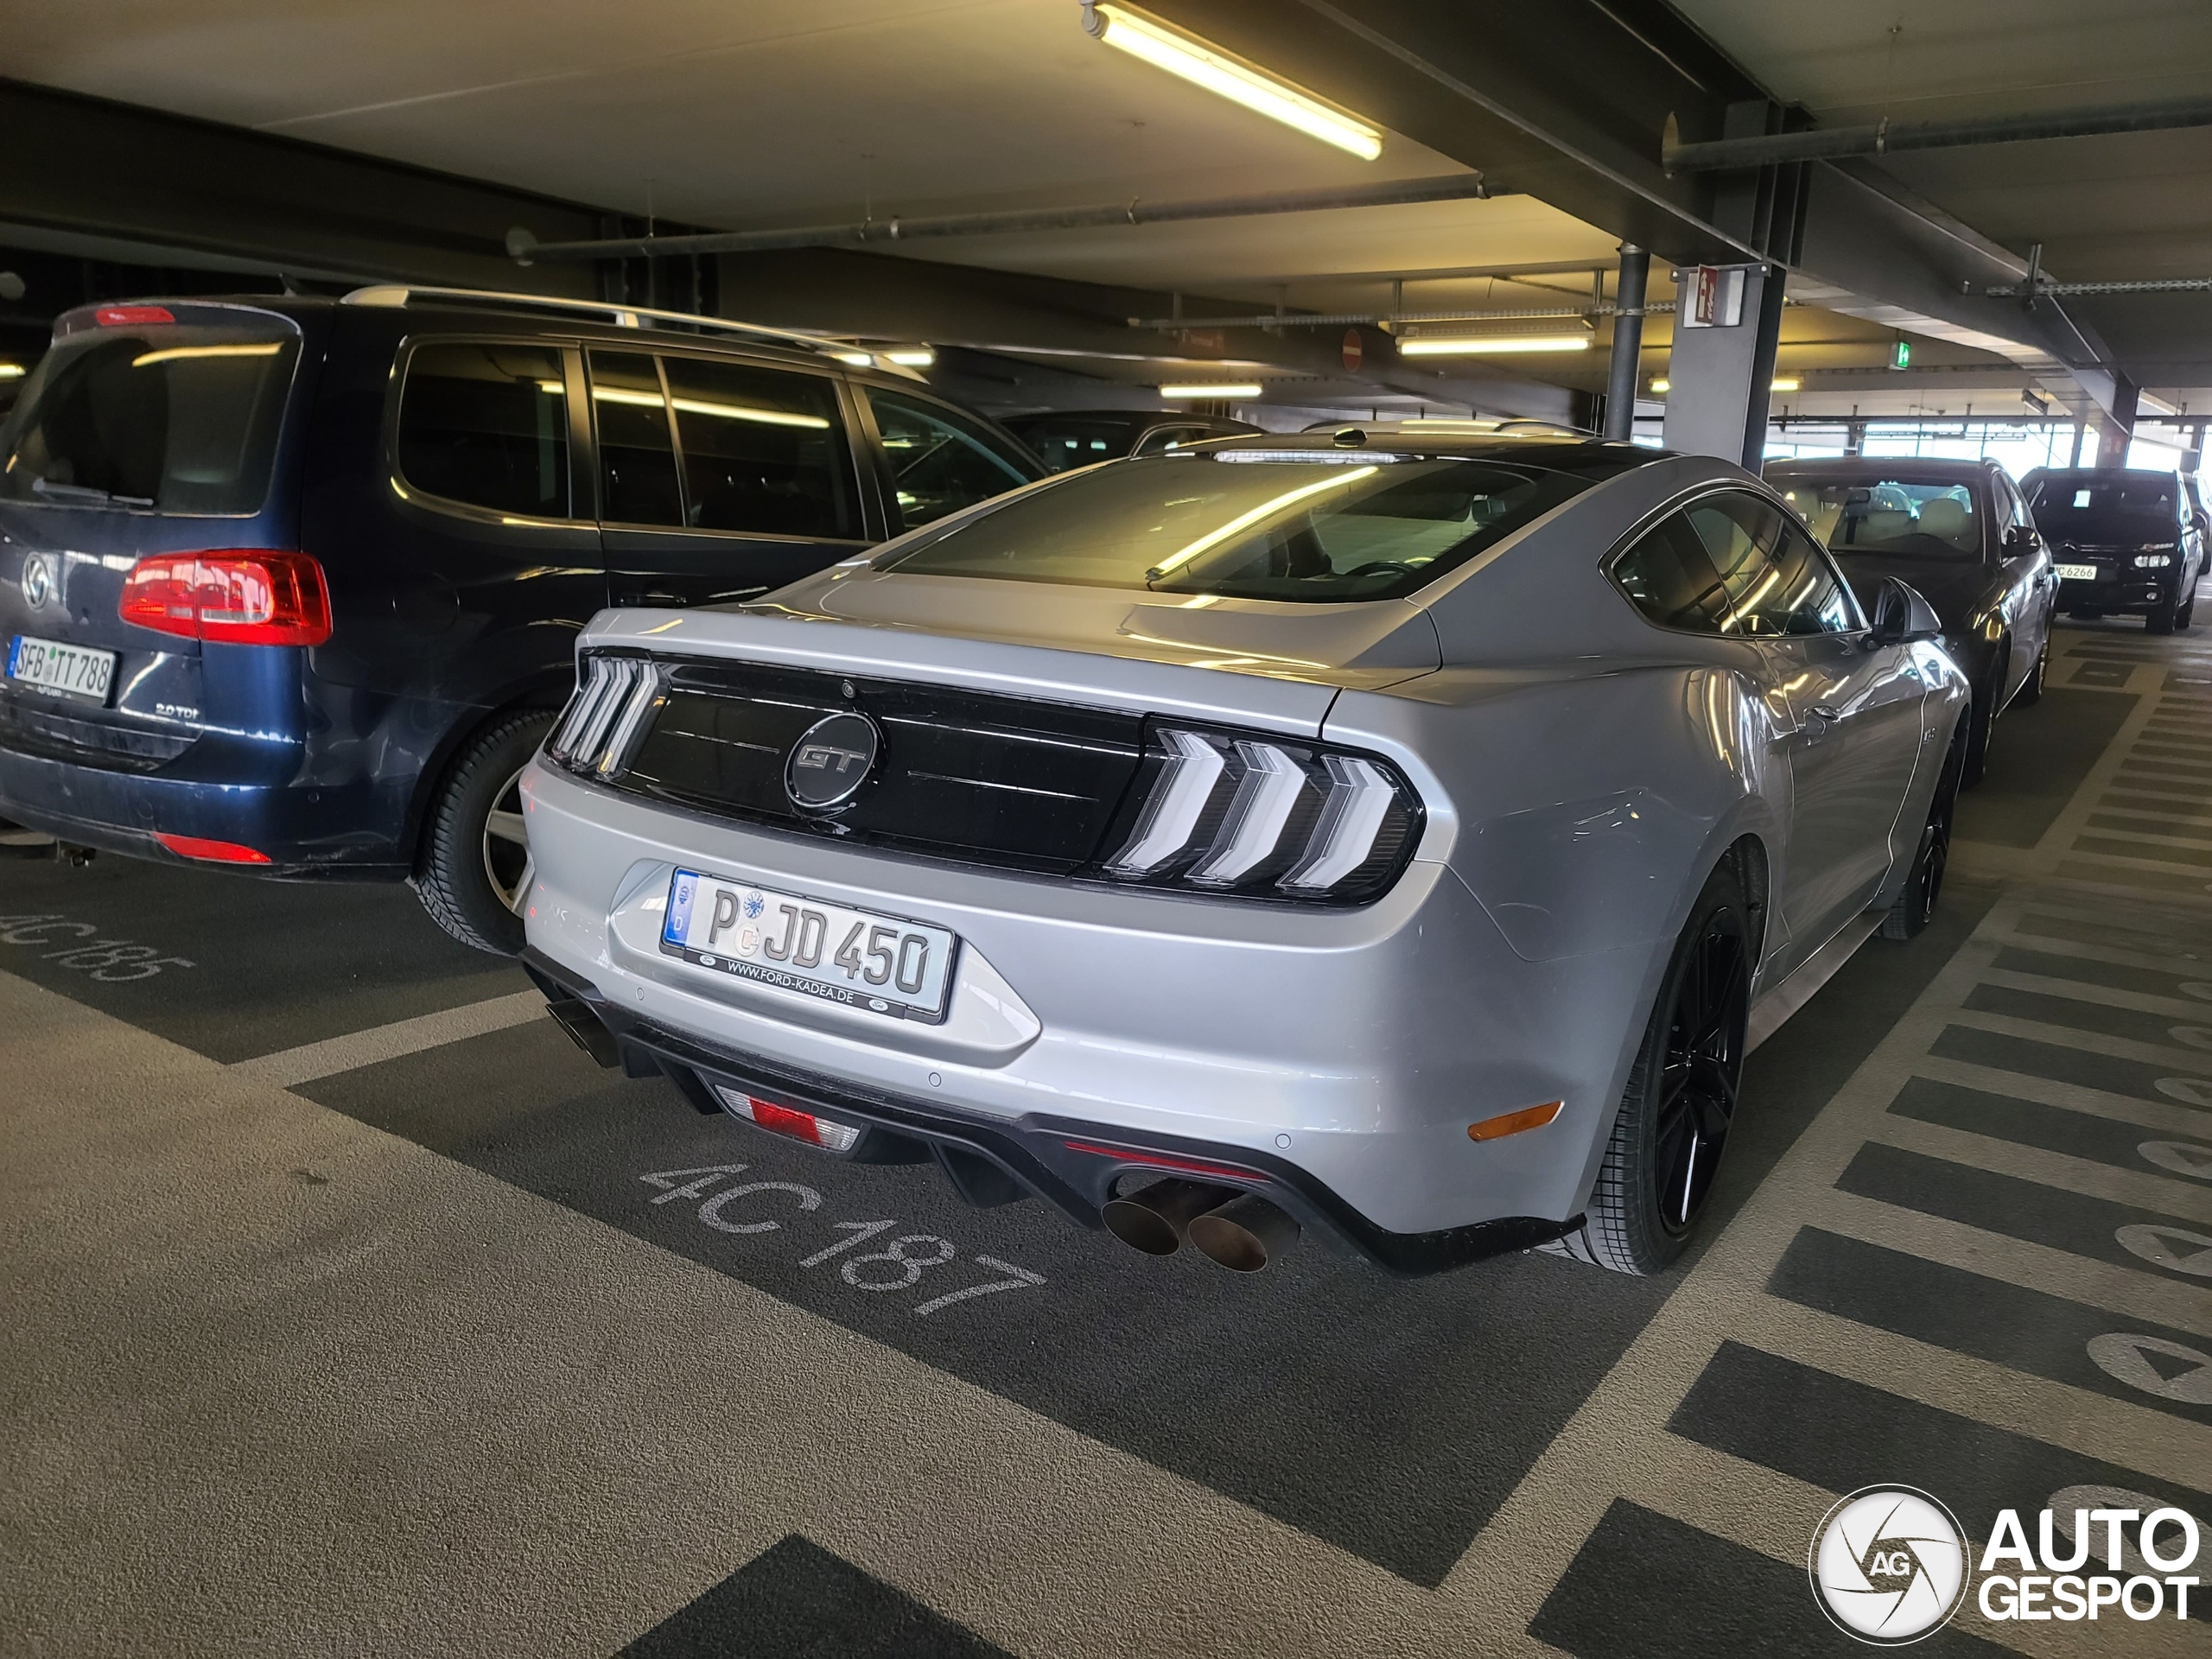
(714, 1086, 860, 1152)
(118, 550, 331, 645)
(547, 652, 664, 775)
(1096, 722, 1423, 905)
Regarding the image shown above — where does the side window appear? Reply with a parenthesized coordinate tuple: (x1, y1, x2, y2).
(1681, 493, 1780, 631)
(1611, 512, 1730, 632)
(661, 355, 857, 539)
(587, 350, 683, 525)
(396, 341, 569, 518)
(1766, 520, 1859, 633)
(866, 388, 1031, 529)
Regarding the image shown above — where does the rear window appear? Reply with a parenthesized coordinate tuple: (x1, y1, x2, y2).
(1009, 416, 1142, 472)
(0, 308, 300, 515)
(878, 451, 1591, 603)
(1769, 472, 1981, 559)
(2026, 472, 2179, 531)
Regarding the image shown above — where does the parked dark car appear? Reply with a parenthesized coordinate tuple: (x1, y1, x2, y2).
(0, 287, 1044, 951)
(1766, 456, 2056, 785)
(2019, 465, 2207, 634)
(1001, 409, 1262, 472)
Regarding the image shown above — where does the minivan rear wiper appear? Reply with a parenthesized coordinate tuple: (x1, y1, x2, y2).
(32, 476, 155, 507)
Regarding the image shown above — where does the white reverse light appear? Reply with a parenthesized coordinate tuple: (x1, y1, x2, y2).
(1191, 741, 1306, 884)
(1283, 755, 1395, 890)
(1109, 728, 1227, 874)
(1083, 3, 1383, 160)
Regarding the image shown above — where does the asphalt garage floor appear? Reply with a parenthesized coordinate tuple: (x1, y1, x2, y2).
(3, 620, 2209, 1657)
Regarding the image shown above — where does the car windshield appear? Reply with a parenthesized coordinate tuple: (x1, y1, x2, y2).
(1770, 474, 1980, 559)
(2025, 471, 2179, 537)
(877, 451, 1592, 602)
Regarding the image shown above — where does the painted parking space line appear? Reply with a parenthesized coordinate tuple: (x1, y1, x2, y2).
(231, 988, 553, 1087)
(1977, 966, 2212, 1020)
(1900, 1061, 2209, 1139)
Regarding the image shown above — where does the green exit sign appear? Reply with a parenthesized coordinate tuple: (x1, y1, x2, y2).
(1891, 337, 1913, 370)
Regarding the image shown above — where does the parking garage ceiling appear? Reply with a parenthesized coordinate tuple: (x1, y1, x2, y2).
(6, 0, 2212, 421)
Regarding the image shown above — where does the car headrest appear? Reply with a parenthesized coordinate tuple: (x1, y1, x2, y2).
(1857, 509, 1916, 543)
(1916, 497, 1972, 543)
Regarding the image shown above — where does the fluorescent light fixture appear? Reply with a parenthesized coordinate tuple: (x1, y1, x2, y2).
(130, 342, 283, 368)
(0, 363, 23, 379)
(1084, 3, 1382, 161)
(883, 348, 935, 368)
(1160, 382, 1262, 399)
(833, 351, 874, 368)
(1399, 334, 1592, 356)
(1648, 376, 1798, 394)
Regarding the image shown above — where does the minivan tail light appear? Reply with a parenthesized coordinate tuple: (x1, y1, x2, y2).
(118, 551, 332, 645)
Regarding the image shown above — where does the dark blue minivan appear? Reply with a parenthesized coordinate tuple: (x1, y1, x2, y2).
(0, 288, 1042, 950)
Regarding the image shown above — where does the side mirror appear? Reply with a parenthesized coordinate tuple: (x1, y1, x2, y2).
(1869, 575, 1945, 647)
(2001, 524, 2034, 557)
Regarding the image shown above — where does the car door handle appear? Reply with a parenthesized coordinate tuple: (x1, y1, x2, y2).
(1809, 702, 1843, 722)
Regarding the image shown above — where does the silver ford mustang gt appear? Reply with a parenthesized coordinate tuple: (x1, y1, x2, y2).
(518, 428, 1967, 1279)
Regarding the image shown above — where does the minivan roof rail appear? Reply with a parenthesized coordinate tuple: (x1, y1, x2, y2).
(340, 283, 878, 364)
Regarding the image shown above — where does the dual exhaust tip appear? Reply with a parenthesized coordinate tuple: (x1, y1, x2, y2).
(1100, 1178, 1300, 1272)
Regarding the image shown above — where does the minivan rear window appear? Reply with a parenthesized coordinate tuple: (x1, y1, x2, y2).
(0, 309, 300, 515)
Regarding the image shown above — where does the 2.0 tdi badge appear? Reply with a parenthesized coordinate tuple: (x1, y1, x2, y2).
(784, 711, 879, 810)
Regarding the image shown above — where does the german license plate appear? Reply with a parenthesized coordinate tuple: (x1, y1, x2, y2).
(661, 868, 957, 1023)
(7, 634, 118, 702)
(2055, 563, 2099, 582)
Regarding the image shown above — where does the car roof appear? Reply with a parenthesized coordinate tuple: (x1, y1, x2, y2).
(1765, 456, 1993, 480)
(1184, 423, 1662, 480)
(2028, 466, 2180, 482)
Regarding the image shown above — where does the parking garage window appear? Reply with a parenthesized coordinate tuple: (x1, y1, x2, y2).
(867, 388, 1033, 529)
(395, 341, 569, 518)
(660, 355, 855, 540)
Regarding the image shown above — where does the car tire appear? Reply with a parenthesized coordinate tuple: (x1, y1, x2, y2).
(1879, 715, 1967, 943)
(414, 709, 556, 956)
(2148, 589, 2180, 635)
(1961, 644, 2005, 787)
(2178, 581, 2199, 630)
(1555, 860, 1751, 1277)
(2013, 634, 2049, 708)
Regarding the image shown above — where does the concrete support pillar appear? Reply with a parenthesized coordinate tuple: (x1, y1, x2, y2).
(1660, 264, 1779, 468)
(2094, 379, 2139, 469)
(1602, 245, 1649, 442)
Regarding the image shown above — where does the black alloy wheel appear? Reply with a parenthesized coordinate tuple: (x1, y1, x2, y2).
(1650, 914, 1750, 1237)
(1559, 861, 1751, 1276)
(1880, 714, 1967, 942)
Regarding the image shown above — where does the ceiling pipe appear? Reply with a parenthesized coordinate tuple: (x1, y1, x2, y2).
(1980, 274, 2212, 299)
(1662, 96, 2212, 173)
(507, 172, 1496, 264)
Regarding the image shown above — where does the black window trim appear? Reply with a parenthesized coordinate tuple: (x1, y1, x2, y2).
(385, 331, 590, 530)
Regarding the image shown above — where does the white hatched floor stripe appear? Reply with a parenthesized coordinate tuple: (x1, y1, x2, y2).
(1942, 1005, 2212, 1069)
(1911, 1052, 2212, 1135)
(1868, 1112, 2212, 1223)
(1736, 1297, 2212, 1495)
(1977, 964, 2212, 1020)
(231, 989, 550, 1087)
(1807, 1184, 2212, 1338)
(2074, 826, 2212, 853)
